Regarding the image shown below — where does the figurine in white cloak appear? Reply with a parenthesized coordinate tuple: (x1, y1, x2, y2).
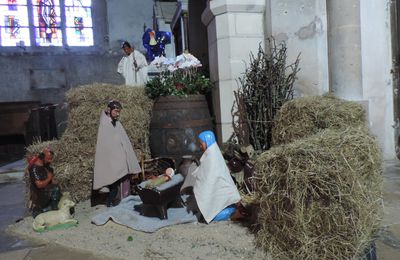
(92, 100, 141, 207)
(181, 130, 241, 223)
(117, 41, 149, 87)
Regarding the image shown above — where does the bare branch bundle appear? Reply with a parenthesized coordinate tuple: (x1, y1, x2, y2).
(232, 91, 250, 145)
(233, 39, 300, 151)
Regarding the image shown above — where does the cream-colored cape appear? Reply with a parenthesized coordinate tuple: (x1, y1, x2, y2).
(181, 143, 241, 223)
(117, 50, 149, 87)
(93, 111, 141, 190)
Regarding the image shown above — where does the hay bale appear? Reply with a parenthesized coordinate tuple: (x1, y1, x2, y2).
(25, 139, 92, 204)
(64, 83, 153, 156)
(26, 84, 153, 202)
(254, 126, 383, 259)
(272, 96, 366, 145)
(26, 140, 61, 158)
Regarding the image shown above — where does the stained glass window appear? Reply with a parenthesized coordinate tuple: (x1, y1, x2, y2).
(32, 0, 62, 46)
(0, 0, 93, 47)
(64, 0, 93, 46)
(0, 0, 31, 46)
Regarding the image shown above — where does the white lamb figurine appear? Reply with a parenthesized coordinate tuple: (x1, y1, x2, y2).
(58, 192, 73, 210)
(32, 197, 78, 232)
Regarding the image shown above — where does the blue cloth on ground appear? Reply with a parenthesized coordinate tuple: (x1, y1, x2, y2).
(91, 195, 198, 233)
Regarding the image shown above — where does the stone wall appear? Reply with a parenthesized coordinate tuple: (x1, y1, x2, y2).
(202, 0, 266, 142)
(203, 0, 395, 159)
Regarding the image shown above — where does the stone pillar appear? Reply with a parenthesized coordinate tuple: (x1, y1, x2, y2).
(359, 0, 395, 159)
(202, 0, 265, 143)
(327, 0, 363, 100)
(268, 0, 329, 97)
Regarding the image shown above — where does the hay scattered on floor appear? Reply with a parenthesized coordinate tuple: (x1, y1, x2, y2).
(26, 84, 153, 202)
(253, 126, 383, 259)
(272, 95, 366, 145)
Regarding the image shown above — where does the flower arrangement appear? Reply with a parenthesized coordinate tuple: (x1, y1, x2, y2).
(145, 52, 212, 99)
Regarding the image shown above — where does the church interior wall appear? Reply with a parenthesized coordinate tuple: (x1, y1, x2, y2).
(0, 0, 153, 136)
(204, 0, 396, 159)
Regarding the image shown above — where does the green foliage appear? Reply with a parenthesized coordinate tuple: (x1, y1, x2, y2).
(145, 68, 212, 99)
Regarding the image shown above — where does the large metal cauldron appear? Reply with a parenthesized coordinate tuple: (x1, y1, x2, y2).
(149, 95, 213, 165)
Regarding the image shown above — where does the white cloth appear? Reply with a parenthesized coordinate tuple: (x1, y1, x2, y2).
(93, 111, 141, 190)
(181, 143, 241, 223)
(117, 50, 149, 87)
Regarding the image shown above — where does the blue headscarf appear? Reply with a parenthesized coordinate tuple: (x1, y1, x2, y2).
(199, 130, 216, 149)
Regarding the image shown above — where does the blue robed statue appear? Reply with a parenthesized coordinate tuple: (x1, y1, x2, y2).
(142, 28, 172, 62)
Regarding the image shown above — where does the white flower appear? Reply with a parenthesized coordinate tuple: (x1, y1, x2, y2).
(175, 52, 202, 69)
(152, 52, 202, 72)
(150, 56, 176, 68)
(167, 64, 178, 72)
